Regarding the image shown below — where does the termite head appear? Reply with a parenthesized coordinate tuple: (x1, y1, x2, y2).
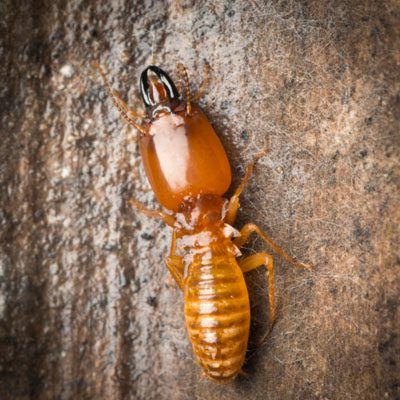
(140, 66, 180, 116)
(176, 194, 228, 233)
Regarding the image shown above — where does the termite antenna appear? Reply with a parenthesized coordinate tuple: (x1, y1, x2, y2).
(91, 61, 146, 134)
(176, 63, 192, 115)
(193, 62, 211, 102)
(151, 31, 156, 65)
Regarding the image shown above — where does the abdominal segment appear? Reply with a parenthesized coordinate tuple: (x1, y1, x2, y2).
(184, 256, 250, 383)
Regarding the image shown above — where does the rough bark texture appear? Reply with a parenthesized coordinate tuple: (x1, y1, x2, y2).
(0, 1, 399, 399)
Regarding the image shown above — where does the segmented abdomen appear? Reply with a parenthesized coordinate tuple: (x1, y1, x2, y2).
(184, 254, 250, 383)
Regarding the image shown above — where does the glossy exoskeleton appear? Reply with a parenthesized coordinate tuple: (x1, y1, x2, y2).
(94, 61, 311, 383)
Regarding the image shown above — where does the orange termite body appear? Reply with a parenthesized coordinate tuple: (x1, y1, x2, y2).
(95, 62, 311, 383)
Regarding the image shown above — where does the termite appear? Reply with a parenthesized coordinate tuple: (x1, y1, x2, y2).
(93, 61, 311, 383)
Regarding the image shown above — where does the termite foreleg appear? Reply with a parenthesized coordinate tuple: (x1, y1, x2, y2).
(234, 223, 312, 270)
(128, 199, 175, 227)
(238, 252, 276, 325)
(225, 150, 266, 225)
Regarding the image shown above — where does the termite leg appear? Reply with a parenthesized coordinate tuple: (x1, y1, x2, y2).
(165, 256, 184, 290)
(92, 61, 146, 134)
(128, 199, 175, 227)
(225, 150, 266, 225)
(234, 223, 312, 270)
(238, 252, 276, 325)
(176, 63, 192, 115)
(193, 62, 211, 102)
(165, 230, 184, 289)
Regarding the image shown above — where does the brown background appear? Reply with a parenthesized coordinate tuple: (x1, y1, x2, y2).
(0, 1, 399, 399)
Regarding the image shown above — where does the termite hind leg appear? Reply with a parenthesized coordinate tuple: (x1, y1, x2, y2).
(165, 255, 184, 290)
(234, 223, 313, 270)
(238, 252, 276, 326)
(166, 230, 184, 289)
(193, 62, 211, 102)
(91, 61, 146, 134)
(128, 199, 175, 227)
(176, 63, 192, 115)
(225, 150, 266, 225)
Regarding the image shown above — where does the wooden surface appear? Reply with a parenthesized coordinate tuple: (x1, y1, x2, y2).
(0, 1, 399, 399)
